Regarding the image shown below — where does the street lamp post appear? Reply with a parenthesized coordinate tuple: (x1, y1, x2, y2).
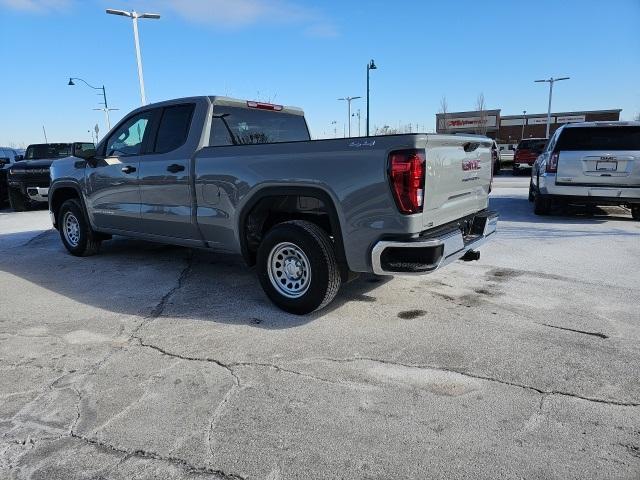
(521, 110, 526, 140)
(106, 9, 160, 106)
(366, 59, 377, 136)
(338, 96, 361, 137)
(68, 77, 116, 131)
(534, 76, 570, 138)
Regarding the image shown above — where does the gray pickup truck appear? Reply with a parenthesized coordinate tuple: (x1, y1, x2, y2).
(49, 96, 497, 314)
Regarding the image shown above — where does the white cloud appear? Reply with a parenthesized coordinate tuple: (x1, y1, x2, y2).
(0, 0, 71, 12)
(154, 0, 338, 36)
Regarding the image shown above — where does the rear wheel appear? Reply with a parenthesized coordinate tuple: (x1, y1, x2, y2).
(528, 181, 535, 202)
(8, 187, 29, 212)
(534, 194, 552, 216)
(256, 220, 341, 315)
(632, 206, 640, 221)
(58, 198, 101, 256)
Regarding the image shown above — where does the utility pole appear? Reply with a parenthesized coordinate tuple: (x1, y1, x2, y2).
(338, 96, 361, 137)
(366, 59, 377, 136)
(534, 76, 570, 138)
(106, 9, 161, 106)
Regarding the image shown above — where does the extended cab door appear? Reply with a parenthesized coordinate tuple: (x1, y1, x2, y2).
(137, 103, 199, 239)
(85, 108, 157, 231)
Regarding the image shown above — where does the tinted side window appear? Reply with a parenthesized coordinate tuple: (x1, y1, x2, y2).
(105, 111, 154, 157)
(209, 106, 310, 146)
(153, 104, 195, 154)
(556, 127, 640, 151)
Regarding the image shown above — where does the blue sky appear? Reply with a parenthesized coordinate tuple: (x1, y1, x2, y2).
(1, 0, 639, 146)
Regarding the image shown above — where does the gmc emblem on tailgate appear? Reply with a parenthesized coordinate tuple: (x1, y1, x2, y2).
(462, 159, 481, 171)
(600, 156, 616, 161)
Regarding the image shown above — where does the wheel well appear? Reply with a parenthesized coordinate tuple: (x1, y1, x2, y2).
(240, 192, 347, 272)
(50, 187, 80, 229)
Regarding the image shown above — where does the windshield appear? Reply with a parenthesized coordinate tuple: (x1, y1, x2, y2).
(25, 143, 72, 160)
(517, 139, 547, 152)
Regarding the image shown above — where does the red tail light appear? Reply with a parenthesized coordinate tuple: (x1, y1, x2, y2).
(546, 152, 559, 173)
(389, 149, 425, 214)
(246, 101, 283, 111)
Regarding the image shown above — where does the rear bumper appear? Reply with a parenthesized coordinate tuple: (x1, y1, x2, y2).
(539, 174, 640, 203)
(371, 211, 498, 275)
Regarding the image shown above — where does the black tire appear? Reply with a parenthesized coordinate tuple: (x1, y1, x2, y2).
(528, 181, 535, 202)
(57, 198, 101, 256)
(631, 206, 640, 221)
(534, 194, 552, 216)
(8, 187, 29, 212)
(512, 166, 519, 176)
(256, 220, 341, 315)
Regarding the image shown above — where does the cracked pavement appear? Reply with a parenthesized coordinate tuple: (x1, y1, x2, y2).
(1, 176, 639, 479)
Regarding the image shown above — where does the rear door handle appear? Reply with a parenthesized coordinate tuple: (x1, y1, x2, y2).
(121, 165, 137, 174)
(167, 163, 185, 173)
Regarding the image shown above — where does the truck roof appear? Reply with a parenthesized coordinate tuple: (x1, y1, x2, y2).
(137, 95, 305, 117)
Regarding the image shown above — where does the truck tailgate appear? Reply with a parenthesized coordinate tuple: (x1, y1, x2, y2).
(422, 135, 492, 228)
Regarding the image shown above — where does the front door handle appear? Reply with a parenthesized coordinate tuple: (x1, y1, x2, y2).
(121, 165, 137, 174)
(167, 163, 185, 173)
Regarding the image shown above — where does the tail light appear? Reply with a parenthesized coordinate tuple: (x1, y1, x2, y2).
(389, 149, 425, 214)
(247, 101, 283, 111)
(546, 152, 559, 173)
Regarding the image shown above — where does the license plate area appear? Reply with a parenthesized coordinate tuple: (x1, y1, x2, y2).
(596, 161, 617, 171)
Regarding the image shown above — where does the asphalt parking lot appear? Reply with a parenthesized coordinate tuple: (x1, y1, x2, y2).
(1, 174, 639, 479)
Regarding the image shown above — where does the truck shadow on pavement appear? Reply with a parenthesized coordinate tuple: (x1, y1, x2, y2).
(0, 229, 391, 329)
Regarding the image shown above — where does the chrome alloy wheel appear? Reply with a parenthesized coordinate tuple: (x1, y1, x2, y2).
(63, 211, 81, 247)
(267, 242, 311, 298)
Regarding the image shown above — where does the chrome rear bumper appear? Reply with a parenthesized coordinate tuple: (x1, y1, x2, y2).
(371, 211, 498, 275)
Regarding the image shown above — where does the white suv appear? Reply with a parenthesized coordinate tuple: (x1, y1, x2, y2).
(529, 122, 640, 219)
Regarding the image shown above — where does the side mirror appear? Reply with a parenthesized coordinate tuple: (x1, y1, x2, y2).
(14, 155, 23, 161)
(0, 158, 9, 167)
(75, 147, 97, 160)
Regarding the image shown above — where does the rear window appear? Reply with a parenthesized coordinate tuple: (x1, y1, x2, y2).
(210, 106, 310, 146)
(556, 127, 640, 151)
(517, 139, 547, 152)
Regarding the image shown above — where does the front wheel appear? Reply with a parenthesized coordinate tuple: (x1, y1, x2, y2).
(57, 198, 101, 256)
(8, 187, 29, 212)
(256, 220, 341, 315)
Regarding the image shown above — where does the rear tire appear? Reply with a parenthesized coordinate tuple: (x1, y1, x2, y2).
(57, 198, 101, 256)
(256, 220, 341, 315)
(528, 181, 535, 202)
(631, 206, 640, 221)
(8, 187, 29, 212)
(534, 194, 552, 216)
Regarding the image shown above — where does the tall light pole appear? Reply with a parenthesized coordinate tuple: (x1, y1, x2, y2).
(352, 109, 361, 136)
(366, 59, 377, 136)
(521, 110, 526, 140)
(534, 76, 570, 138)
(106, 9, 160, 106)
(338, 96, 361, 137)
(68, 77, 116, 130)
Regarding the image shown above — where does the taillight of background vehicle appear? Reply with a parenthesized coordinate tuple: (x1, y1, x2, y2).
(388, 149, 425, 214)
(546, 152, 559, 173)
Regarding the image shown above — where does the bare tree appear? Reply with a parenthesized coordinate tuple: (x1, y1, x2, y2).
(439, 96, 449, 133)
(475, 93, 488, 135)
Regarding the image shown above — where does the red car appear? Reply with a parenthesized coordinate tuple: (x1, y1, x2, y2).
(513, 138, 547, 174)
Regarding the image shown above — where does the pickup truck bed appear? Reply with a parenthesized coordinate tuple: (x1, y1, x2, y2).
(49, 95, 497, 314)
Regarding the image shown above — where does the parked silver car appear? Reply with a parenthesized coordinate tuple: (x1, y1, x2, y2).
(530, 121, 640, 219)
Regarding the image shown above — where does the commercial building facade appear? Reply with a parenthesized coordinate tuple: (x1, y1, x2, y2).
(435, 108, 621, 143)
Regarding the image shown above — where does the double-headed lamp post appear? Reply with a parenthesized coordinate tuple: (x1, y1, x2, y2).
(338, 96, 361, 138)
(366, 59, 377, 136)
(106, 9, 160, 106)
(534, 76, 570, 138)
(68, 77, 115, 131)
